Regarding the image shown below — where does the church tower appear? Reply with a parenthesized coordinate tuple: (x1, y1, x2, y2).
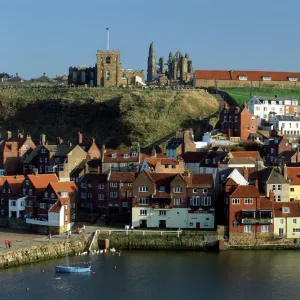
(147, 42, 156, 82)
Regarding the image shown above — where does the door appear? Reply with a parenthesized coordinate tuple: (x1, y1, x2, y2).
(279, 228, 284, 237)
(159, 220, 166, 229)
(140, 220, 147, 228)
(196, 222, 200, 230)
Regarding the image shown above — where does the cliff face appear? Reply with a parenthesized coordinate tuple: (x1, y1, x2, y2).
(0, 88, 219, 148)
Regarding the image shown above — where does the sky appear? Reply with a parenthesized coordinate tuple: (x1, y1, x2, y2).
(1, 0, 300, 79)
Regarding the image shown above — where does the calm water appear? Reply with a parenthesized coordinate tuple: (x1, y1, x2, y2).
(1, 250, 300, 300)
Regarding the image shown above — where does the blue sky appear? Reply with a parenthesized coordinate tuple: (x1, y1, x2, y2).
(1, 0, 299, 79)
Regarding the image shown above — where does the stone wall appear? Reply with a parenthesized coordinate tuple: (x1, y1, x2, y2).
(0, 236, 89, 269)
(195, 79, 300, 89)
(96, 231, 219, 251)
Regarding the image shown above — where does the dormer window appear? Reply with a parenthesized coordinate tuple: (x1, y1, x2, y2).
(123, 154, 129, 158)
(41, 149, 46, 154)
(205, 159, 210, 164)
(111, 153, 117, 158)
(262, 76, 271, 81)
(51, 193, 55, 199)
(44, 192, 48, 198)
(159, 186, 166, 192)
(289, 77, 298, 82)
(282, 207, 290, 213)
(132, 152, 138, 157)
(238, 75, 248, 81)
(60, 191, 68, 198)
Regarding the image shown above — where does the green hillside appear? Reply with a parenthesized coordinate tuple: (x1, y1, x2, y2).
(223, 87, 300, 105)
(0, 88, 219, 148)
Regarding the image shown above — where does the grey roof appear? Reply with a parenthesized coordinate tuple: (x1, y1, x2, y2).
(256, 168, 288, 185)
(257, 96, 297, 102)
(276, 115, 300, 121)
(166, 138, 183, 150)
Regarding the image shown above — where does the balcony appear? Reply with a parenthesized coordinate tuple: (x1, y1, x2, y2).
(242, 218, 273, 224)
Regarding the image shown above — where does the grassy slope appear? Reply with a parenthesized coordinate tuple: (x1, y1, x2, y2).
(222, 87, 300, 105)
(0, 88, 219, 148)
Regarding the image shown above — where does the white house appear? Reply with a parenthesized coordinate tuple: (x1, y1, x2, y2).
(9, 196, 26, 218)
(268, 115, 300, 137)
(247, 96, 298, 125)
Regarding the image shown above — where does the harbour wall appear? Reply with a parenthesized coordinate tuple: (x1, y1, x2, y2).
(0, 236, 89, 269)
(95, 231, 219, 251)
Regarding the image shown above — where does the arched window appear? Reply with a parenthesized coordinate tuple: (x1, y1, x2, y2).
(106, 71, 110, 81)
(106, 56, 111, 64)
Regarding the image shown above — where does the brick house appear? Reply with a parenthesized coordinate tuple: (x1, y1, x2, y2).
(0, 132, 36, 175)
(220, 151, 260, 168)
(76, 131, 101, 160)
(101, 146, 140, 173)
(166, 130, 196, 159)
(0, 175, 25, 218)
(131, 170, 215, 229)
(227, 185, 274, 245)
(22, 143, 87, 181)
(182, 151, 206, 174)
(70, 159, 101, 183)
(31, 181, 78, 234)
(220, 104, 257, 141)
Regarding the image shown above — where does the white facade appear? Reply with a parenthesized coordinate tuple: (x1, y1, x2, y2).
(184, 162, 200, 174)
(48, 206, 65, 227)
(247, 96, 298, 124)
(269, 115, 300, 136)
(132, 207, 215, 229)
(9, 197, 26, 218)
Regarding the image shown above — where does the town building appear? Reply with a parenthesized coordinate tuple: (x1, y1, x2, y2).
(268, 115, 300, 138)
(182, 151, 206, 174)
(0, 73, 11, 82)
(285, 166, 300, 201)
(219, 151, 260, 169)
(132, 171, 215, 229)
(274, 202, 300, 239)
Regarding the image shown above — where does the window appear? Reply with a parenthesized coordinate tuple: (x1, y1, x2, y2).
(293, 218, 297, 224)
(81, 193, 87, 199)
(72, 203, 75, 209)
(11, 201, 16, 207)
(81, 202, 85, 208)
(132, 152, 138, 157)
(110, 192, 117, 198)
(262, 76, 271, 81)
(190, 196, 200, 206)
(1, 210, 4, 216)
(289, 77, 298, 82)
(159, 186, 166, 192)
(72, 213, 75, 220)
(277, 184, 281, 191)
(174, 186, 183, 193)
(40, 158, 43, 163)
(26, 180, 29, 186)
(159, 210, 166, 216)
(110, 182, 117, 188)
(139, 186, 148, 192)
(232, 199, 240, 204)
(7, 189, 10, 194)
(128, 183, 133, 187)
(98, 194, 104, 200)
(238, 75, 248, 81)
(122, 202, 128, 207)
(63, 204, 67, 211)
(280, 219, 284, 224)
(277, 195, 281, 202)
(106, 56, 111, 64)
(40, 203, 46, 209)
(174, 198, 182, 205)
(29, 189, 33, 196)
(65, 215, 68, 222)
(41, 149, 46, 154)
(261, 225, 270, 232)
(81, 183, 87, 188)
(203, 188, 208, 194)
(106, 71, 110, 81)
(193, 188, 198, 193)
(293, 228, 300, 233)
(140, 209, 147, 216)
(123, 154, 129, 158)
(59, 165, 64, 171)
(203, 196, 211, 206)
(282, 207, 290, 213)
(2, 189, 5, 193)
(244, 199, 253, 205)
(111, 153, 117, 158)
(20, 201, 24, 207)
(26, 201, 32, 207)
(51, 193, 55, 199)
(139, 198, 148, 205)
(0, 199, 3, 204)
(244, 225, 252, 232)
(55, 158, 60, 163)
(272, 184, 276, 190)
(291, 188, 295, 192)
(98, 184, 104, 190)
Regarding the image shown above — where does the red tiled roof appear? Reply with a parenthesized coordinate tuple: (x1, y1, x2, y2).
(49, 201, 61, 213)
(27, 174, 59, 189)
(230, 151, 260, 160)
(286, 167, 300, 185)
(50, 181, 77, 199)
(258, 197, 274, 210)
(230, 185, 260, 198)
(0, 176, 22, 189)
(274, 202, 300, 218)
(182, 152, 206, 163)
(231, 70, 300, 81)
(194, 70, 231, 80)
(109, 172, 138, 182)
(190, 174, 213, 186)
(5, 175, 25, 194)
(103, 149, 139, 163)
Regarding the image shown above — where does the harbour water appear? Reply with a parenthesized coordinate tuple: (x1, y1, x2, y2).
(1, 250, 300, 300)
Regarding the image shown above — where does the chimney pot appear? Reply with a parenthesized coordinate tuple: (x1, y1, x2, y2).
(7, 131, 12, 139)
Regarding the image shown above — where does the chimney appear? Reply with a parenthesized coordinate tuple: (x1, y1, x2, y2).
(97, 165, 100, 174)
(18, 132, 23, 138)
(43, 72, 46, 76)
(7, 131, 12, 139)
(255, 178, 258, 187)
(40, 134, 46, 145)
(269, 190, 274, 201)
(77, 131, 83, 145)
(101, 144, 106, 155)
(243, 167, 249, 181)
(244, 103, 248, 109)
(26, 135, 31, 140)
(92, 137, 95, 144)
(69, 142, 72, 147)
(57, 137, 63, 144)
(137, 142, 140, 153)
(84, 164, 89, 175)
(175, 131, 182, 139)
(280, 126, 284, 136)
(217, 161, 221, 168)
(283, 163, 287, 180)
(33, 168, 38, 177)
(151, 147, 157, 158)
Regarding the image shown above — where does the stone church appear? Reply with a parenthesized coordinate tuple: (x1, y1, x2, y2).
(68, 50, 144, 87)
(147, 42, 193, 84)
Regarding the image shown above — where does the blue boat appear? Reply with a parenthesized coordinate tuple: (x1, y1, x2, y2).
(55, 238, 91, 273)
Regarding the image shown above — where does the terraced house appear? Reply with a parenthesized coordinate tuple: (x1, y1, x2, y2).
(131, 170, 215, 229)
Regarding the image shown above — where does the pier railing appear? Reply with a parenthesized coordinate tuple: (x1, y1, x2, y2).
(95, 229, 183, 238)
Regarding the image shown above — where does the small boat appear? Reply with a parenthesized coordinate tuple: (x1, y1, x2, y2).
(55, 237, 91, 273)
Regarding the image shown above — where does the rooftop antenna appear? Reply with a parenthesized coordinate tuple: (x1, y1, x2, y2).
(106, 28, 110, 51)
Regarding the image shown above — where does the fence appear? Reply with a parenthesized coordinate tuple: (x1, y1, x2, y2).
(95, 229, 183, 238)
